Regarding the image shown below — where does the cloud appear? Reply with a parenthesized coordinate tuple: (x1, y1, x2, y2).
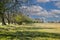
(37, 0, 60, 3)
(55, 1, 60, 8)
(48, 9, 60, 17)
(20, 5, 49, 16)
(37, 0, 50, 2)
(50, 0, 60, 1)
(20, 5, 43, 13)
(20, 5, 60, 18)
(50, 9, 60, 14)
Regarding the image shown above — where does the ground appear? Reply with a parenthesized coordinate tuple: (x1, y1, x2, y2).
(0, 23, 60, 40)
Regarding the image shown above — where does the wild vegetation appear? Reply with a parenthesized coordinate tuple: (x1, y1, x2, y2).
(0, 23, 60, 40)
(0, 0, 60, 40)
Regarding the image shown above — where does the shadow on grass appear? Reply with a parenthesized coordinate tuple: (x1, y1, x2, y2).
(0, 26, 60, 40)
(0, 31, 60, 40)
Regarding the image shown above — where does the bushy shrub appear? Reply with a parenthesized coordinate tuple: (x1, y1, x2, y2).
(14, 14, 33, 25)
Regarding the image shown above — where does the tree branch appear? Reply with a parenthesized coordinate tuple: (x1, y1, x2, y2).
(5, 0, 18, 11)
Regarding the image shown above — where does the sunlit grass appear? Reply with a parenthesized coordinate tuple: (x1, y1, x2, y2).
(0, 23, 60, 40)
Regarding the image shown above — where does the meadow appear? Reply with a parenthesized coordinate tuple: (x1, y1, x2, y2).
(0, 23, 60, 40)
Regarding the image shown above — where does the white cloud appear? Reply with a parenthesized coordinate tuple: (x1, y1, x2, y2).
(55, 2, 60, 8)
(20, 5, 43, 13)
(37, 0, 60, 3)
(48, 9, 60, 18)
(54, 15, 59, 18)
(20, 5, 60, 18)
(20, 5, 47, 16)
(37, 0, 50, 2)
(50, 0, 60, 1)
(50, 9, 60, 14)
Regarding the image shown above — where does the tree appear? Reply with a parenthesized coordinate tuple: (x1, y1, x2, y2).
(0, 0, 29, 25)
(0, 0, 18, 25)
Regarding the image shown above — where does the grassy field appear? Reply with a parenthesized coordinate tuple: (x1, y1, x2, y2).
(0, 23, 60, 40)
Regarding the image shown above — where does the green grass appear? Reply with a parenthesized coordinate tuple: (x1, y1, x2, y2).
(0, 24, 60, 40)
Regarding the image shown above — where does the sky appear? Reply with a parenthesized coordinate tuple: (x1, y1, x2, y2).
(19, 0, 60, 21)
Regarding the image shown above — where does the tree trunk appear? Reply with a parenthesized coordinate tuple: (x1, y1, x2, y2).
(8, 19, 10, 24)
(7, 12, 10, 24)
(1, 13, 6, 25)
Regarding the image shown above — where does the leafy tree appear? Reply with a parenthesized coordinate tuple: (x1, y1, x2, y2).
(0, 0, 18, 25)
(0, 0, 28, 25)
(13, 13, 33, 25)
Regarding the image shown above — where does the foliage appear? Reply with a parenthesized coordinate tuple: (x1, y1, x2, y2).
(0, 0, 17, 25)
(13, 13, 33, 24)
(14, 15, 22, 22)
(0, 0, 29, 25)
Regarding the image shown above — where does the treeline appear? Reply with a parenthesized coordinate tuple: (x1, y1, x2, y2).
(1, 12, 33, 25)
(0, 0, 33, 25)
